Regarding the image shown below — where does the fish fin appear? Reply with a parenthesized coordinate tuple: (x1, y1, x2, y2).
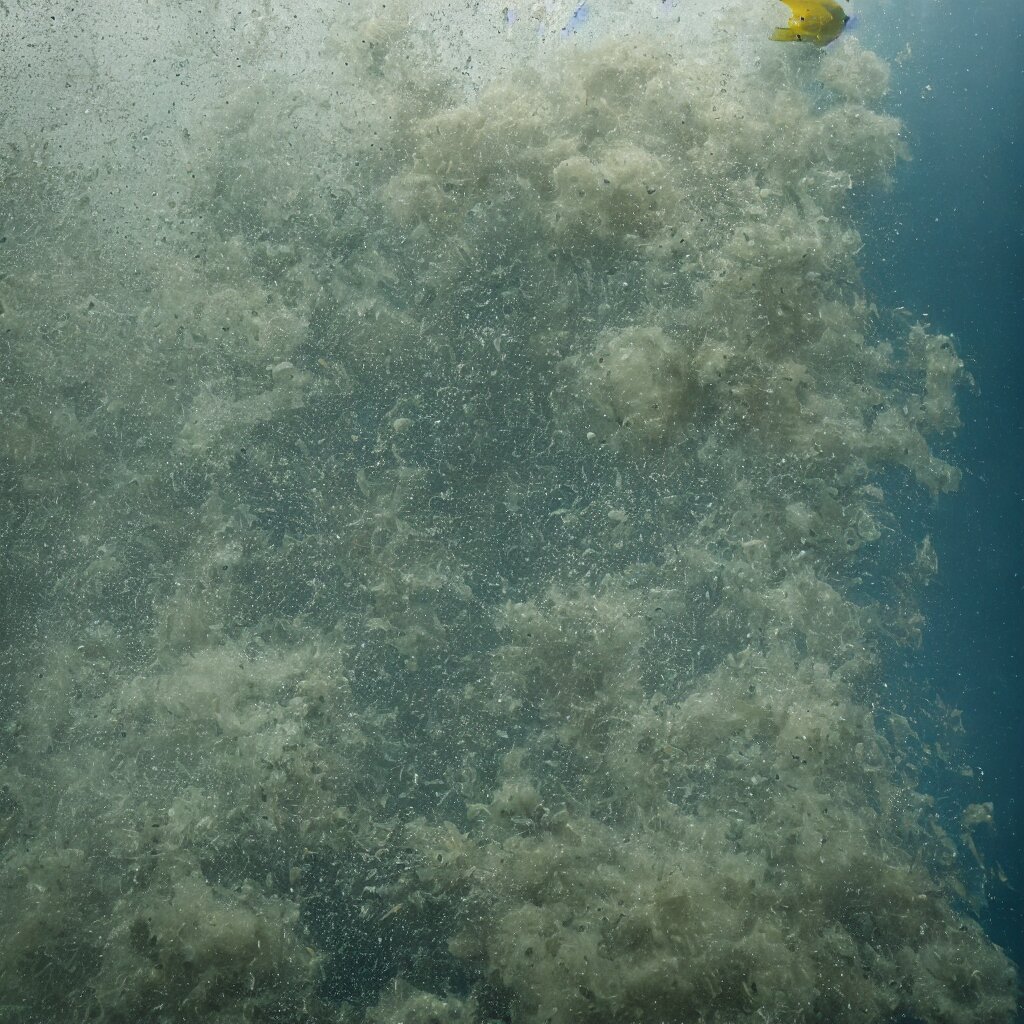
(770, 27, 803, 41)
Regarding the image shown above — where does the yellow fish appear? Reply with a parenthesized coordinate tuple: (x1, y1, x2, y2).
(771, 0, 850, 46)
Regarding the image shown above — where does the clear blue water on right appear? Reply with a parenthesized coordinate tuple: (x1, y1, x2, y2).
(858, 0, 1023, 986)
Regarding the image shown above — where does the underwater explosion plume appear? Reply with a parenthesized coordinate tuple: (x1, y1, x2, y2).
(0, 1, 1018, 1021)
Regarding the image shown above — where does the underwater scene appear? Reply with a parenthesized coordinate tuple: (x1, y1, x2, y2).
(1, 0, 1020, 1021)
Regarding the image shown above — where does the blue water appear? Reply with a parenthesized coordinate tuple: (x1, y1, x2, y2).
(857, 0, 1023, 980)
